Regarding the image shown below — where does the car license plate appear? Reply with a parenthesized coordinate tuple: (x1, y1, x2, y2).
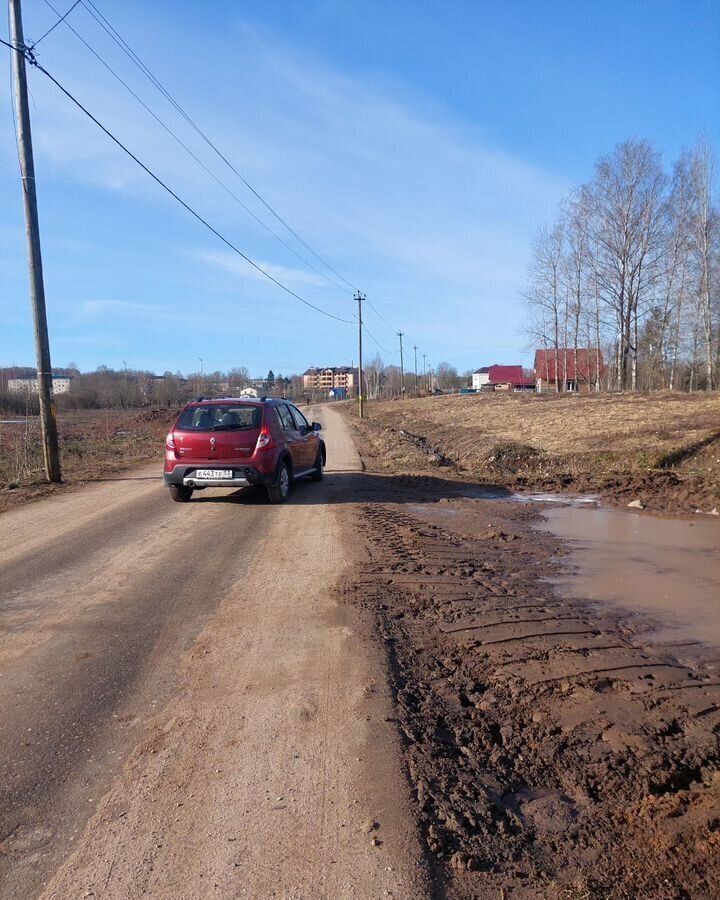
(195, 469, 233, 479)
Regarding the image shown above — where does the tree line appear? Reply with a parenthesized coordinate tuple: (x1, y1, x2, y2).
(0, 365, 297, 413)
(525, 137, 718, 391)
(362, 355, 466, 397)
(0, 360, 474, 413)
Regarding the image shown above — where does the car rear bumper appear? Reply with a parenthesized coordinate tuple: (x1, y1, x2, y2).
(164, 464, 275, 488)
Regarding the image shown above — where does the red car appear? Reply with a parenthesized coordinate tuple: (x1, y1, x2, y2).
(164, 397, 325, 503)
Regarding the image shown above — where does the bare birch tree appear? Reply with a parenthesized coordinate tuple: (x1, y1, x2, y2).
(687, 140, 718, 389)
(524, 136, 718, 392)
(526, 222, 565, 390)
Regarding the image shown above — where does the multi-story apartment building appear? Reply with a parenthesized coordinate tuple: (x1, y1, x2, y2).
(302, 366, 358, 395)
(8, 375, 72, 395)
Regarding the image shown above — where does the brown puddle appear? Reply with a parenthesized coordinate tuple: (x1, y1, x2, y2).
(535, 505, 720, 648)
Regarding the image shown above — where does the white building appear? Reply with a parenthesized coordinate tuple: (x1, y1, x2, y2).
(8, 375, 72, 395)
(471, 367, 491, 390)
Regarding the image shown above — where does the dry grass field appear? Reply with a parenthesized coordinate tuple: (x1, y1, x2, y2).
(0, 407, 174, 513)
(346, 391, 720, 512)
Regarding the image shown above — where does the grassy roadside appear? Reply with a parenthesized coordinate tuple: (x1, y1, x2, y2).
(341, 391, 720, 515)
(0, 408, 175, 514)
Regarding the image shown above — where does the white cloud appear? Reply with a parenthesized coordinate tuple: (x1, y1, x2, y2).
(0, 12, 568, 367)
(193, 249, 331, 288)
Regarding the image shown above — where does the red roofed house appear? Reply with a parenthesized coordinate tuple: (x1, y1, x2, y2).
(472, 365, 535, 392)
(534, 348, 604, 393)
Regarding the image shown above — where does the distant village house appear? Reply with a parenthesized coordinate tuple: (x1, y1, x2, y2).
(472, 365, 535, 392)
(534, 349, 604, 393)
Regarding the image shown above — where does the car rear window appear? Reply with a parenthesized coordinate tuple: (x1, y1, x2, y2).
(175, 404, 261, 431)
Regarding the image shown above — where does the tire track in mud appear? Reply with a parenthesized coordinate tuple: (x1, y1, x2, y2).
(350, 496, 720, 899)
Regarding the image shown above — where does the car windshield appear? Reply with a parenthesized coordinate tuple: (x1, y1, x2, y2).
(176, 404, 261, 431)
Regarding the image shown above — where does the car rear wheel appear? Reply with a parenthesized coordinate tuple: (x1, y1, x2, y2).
(267, 461, 291, 504)
(311, 447, 324, 481)
(169, 484, 193, 503)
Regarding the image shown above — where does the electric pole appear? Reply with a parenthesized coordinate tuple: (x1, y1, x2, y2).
(356, 292, 364, 418)
(413, 344, 418, 396)
(199, 356, 204, 394)
(423, 353, 427, 393)
(10, 0, 61, 483)
(397, 330, 405, 396)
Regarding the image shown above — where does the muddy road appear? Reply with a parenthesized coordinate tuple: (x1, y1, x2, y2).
(0, 407, 430, 899)
(351, 493, 720, 898)
(1, 404, 719, 899)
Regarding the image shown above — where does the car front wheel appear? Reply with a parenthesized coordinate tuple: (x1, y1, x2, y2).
(267, 462, 291, 504)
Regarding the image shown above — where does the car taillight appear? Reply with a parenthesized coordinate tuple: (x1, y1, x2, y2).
(165, 432, 176, 450)
(256, 425, 273, 449)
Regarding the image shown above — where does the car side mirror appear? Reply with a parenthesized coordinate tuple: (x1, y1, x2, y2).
(312, 422, 322, 431)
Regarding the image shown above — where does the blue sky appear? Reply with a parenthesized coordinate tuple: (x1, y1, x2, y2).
(1, 0, 718, 376)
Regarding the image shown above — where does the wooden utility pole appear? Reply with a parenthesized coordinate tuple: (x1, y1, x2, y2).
(356, 292, 364, 418)
(423, 353, 427, 393)
(10, 0, 61, 482)
(413, 344, 418, 396)
(397, 330, 405, 396)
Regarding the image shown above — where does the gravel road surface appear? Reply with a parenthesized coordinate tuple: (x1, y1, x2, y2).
(0, 406, 430, 899)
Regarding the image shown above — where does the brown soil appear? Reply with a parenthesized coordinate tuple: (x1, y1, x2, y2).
(0, 407, 174, 514)
(343, 392, 720, 515)
(344, 472, 720, 899)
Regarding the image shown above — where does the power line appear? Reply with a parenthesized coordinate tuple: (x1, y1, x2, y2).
(362, 322, 395, 356)
(37, 0, 352, 297)
(39, 0, 403, 336)
(29, 0, 80, 47)
(0, 37, 354, 325)
(9, 0, 61, 482)
(364, 299, 394, 332)
(397, 330, 405, 394)
(79, 0, 360, 293)
(6, 4, 22, 175)
(356, 292, 364, 419)
(365, 297, 395, 332)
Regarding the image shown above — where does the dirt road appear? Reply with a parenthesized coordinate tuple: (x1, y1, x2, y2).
(3, 402, 719, 899)
(0, 406, 430, 899)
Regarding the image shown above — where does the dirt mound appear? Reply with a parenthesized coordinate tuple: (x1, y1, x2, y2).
(484, 441, 543, 475)
(134, 408, 176, 424)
